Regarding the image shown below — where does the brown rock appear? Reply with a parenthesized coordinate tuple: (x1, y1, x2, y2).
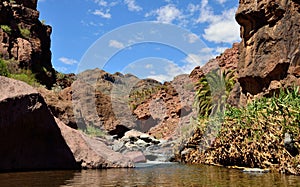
(38, 86, 77, 129)
(0, 76, 78, 171)
(0, 0, 56, 88)
(236, 0, 300, 97)
(124, 151, 146, 163)
(56, 118, 134, 169)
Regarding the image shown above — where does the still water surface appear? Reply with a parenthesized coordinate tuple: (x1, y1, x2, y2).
(0, 163, 300, 187)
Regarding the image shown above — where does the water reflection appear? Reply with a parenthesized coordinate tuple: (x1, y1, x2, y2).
(0, 164, 300, 186)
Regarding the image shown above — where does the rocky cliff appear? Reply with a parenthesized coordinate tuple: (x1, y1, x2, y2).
(236, 0, 300, 102)
(132, 43, 239, 140)
(0, 0, 55, 88)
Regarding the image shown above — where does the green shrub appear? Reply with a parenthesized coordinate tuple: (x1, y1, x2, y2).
(9, 71, 40, 87)
(41, 20, 46, 25)
(0, 59, 9, 76)
(84, 125, 106, 137)
(0, 25, 12, 35)
(19, 27, 31, 38)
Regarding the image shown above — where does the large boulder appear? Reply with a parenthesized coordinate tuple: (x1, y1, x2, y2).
(56, 118, 134, 169)
(0, 76, 77, 171)
(236, 0, 300, 99)
(0, 76, 134, 171)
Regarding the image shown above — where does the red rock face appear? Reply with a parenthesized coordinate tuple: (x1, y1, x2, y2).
(0, 0, 55, 88)
(236, 0, 300, 98)
(132, 44, 240, 140)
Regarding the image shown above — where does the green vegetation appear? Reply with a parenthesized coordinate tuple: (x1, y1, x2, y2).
(190, 86, 300, 174)
(194, 69, 236, 118)
(9, 71, 40, 87)
(84, 125, 106, 137)
(224, 86, 300, 140)
(0, 25, 12, 35)
(19, 26, 31, 38)
(0, 58, 9, 76)
(129, 85, 161, 110)
(0, 58, 41, 87)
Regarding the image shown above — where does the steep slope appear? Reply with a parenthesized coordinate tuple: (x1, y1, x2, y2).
(133, 43, 239, 140)
(236, 0, 300, 102)
(0, 0, 55, 88)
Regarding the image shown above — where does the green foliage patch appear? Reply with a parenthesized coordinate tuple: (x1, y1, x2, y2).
(0, 25, 12, 35)
(0, 58, 9, 76)
(84, 125, 106, 137)
(19, 26, 31, 38)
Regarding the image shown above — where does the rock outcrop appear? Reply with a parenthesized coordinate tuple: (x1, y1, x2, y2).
(133, 43, 239, 140)
(0, 0, 55, 88)
(38, 86, 77, 129)
(0, 76, 77, 171)
(0, 76, 134, 171)
(56, 118, 134, 169)
(235, 0, 300, 101)
(71, 68, 162, 132)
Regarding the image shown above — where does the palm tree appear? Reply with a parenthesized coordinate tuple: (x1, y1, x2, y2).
(194, 69, 236, 119)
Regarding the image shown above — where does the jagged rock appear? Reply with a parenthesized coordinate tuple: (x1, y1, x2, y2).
(0, 76, 77, 171)
(236, 0, 300, 98)
(0, 0, 55, 88)
(133, 43, 239, 140)
(38, 87, 77, 129)
(123, 129, 144, 140)
(108, 125, 131, 139)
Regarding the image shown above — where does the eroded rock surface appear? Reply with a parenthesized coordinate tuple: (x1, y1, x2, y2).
(236, 0, 300, 99)
(0, 0, 55, 87)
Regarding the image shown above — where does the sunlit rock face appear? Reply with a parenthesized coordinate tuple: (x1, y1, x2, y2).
(0, 0, 56, 88)
(236, 0, 300, 98)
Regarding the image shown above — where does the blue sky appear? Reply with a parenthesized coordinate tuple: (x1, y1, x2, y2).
(37, 0, 240, 82)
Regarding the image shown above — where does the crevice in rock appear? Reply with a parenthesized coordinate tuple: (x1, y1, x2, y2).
(239, 62, 290, 95)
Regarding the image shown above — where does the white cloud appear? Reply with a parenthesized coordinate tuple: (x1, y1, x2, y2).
(202, 8, 240, 43)
(94, 0, 108, 6)
(186, 33, 199, 43)
(150, 4, 182, 24)
(148, 74, 172, 83)
(197, 1, 240, 44)
(216, 0, 228, 4)
(185, 53, 202, 67)
(147, 61, 183, 82)
(59, 57, 78, 65)
(145, 64, 153, 69)
(55, 66, 68, 73)
(203, 20, 240, 43)
(92, 9, 111, 19)
(109, 40, 125, 49)
(124, 0, 142, 12)
(187, 3, 201, 14)
(215, 47, 228, 54)
(182, 51, 214, 73)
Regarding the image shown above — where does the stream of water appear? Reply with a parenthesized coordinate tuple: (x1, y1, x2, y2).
(0, 163, 300, 186)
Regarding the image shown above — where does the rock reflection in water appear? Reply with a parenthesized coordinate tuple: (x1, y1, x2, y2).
(0, 164, 300, 186)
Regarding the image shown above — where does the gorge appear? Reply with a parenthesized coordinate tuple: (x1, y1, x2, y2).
(0, 0, 300, 181)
